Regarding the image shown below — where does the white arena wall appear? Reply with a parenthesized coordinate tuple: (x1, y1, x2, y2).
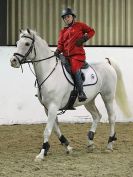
(0, 46, 133, 125)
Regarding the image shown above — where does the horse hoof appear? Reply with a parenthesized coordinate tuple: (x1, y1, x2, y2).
(34, 149, 45, 162)
(34, 158, 43, 162)
(87, 144, 95, 153)
(105, 148, 113, 153)
(34, 155, 44, 162)
(66, 146, 73, 154)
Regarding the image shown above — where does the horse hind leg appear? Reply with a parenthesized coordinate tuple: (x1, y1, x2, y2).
(102, 96, 117, 151)
(53, 118, 73, 154)
(85, 100, 102, 152)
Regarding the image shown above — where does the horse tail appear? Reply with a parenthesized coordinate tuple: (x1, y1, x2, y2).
(106, 58, 132, 118)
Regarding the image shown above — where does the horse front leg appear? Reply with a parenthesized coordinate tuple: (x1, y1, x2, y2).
(35, 104, 58, 161)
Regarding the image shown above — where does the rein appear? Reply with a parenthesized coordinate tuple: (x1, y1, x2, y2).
(26, 55, 55, 64)
(18, 54, 55, 64)
(13, 33, 66, 115)
(37, 58, 58, 89)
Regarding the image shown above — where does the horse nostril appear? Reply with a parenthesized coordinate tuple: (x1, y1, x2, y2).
(10, 58, 17, 66)
(13, 58, 16, 62)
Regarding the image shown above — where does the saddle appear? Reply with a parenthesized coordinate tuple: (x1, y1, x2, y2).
(59, 54, 89, 76)
(59, 54, 98, 110)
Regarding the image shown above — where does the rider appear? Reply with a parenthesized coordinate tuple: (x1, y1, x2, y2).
(54, 8, 95, 102)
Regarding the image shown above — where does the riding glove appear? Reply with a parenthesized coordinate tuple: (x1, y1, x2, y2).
(75, 35, 89, 46)
(54, 49, 61, 57)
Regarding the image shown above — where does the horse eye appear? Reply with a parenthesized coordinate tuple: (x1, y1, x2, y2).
(25, 42, 30, 46)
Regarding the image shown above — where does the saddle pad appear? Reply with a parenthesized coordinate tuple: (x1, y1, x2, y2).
(62, 65, 98, 86)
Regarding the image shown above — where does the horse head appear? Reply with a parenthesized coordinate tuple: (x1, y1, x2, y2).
(10, 29, 37, 68)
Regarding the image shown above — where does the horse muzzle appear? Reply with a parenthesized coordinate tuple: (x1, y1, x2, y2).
(10, 57, 20, 68)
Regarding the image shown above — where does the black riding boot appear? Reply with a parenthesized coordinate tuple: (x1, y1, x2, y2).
(74, 71, 87, 102)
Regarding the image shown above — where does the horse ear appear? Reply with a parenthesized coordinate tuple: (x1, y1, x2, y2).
(27, 28, 31, 34)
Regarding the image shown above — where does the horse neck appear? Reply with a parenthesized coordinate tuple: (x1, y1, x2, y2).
(35, 37, 52, 61)
(33, 37, 56, 83)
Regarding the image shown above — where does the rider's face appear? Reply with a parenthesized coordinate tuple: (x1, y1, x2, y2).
(63, 15, 74, 25)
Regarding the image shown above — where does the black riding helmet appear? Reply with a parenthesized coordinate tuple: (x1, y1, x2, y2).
(61, 8, 76, 18)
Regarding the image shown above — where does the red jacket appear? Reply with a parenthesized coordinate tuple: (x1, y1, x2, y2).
(57, 22, 95, 57)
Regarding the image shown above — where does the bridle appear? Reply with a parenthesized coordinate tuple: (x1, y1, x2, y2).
(13, 34, 55, 64)
(13, 35, 36, 65)
(13, 34, 58, 89)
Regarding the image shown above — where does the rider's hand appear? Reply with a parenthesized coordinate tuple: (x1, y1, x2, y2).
(54, 49, 61, 57)
(75, 35, 89, 47)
